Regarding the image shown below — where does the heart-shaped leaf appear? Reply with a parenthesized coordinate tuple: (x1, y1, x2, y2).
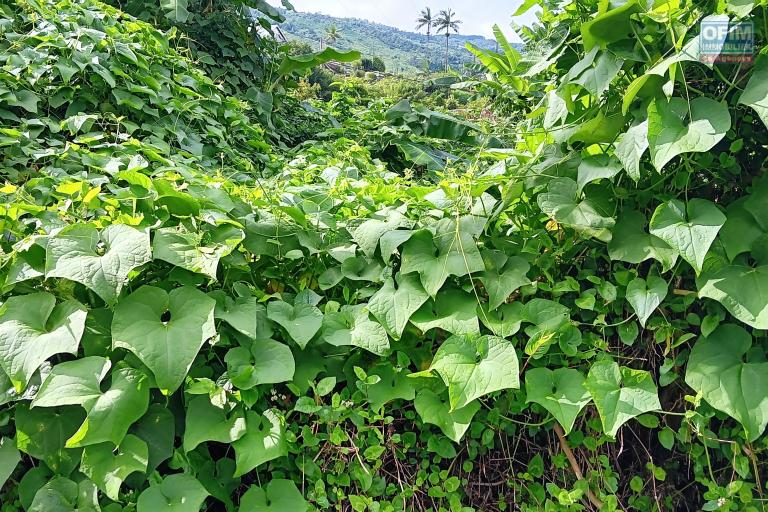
(0, 293, 87, 392)
(80, 434, 148, 500)
(414, 387, 481, 442)
(368, 273, 429, 339)
(153, 225, 244, 280)
(626, 276, 668, 327)
(211, 293, 266, 340)
(608, 211, 678, 271)
(479, 251, 531, 310)
(232, 409, 287, 477)
(225, 339, 295, 389)
(647, 97, 731, 171)
(137, 474, 209, 512)
(66, 366, 150, 448)
(649, 199, 726, 274)
(321, 305, 390, 355)
(409, 287, 480, 336)
(400, 216, 485, 297)
(697, 263, 768, 330)
(525, 367, 591, 434)
(537, 178, 615, 241)
(584, 358, 661, 437)
(266, 301, 323, 349)
(685, 324, 768, 441)
(112, 286, 216, 394)
(576, 154, 622, 192)
(31, 357, 111, 408)
(240, 479, 308, 512)
(46, 224, 151, 304)
(182, 395, 246, 452)
(425, 335, 519, 410)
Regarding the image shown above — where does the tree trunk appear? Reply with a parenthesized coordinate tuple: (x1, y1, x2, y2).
(445, 34, 449, 72)
(426, 31, 431, 75)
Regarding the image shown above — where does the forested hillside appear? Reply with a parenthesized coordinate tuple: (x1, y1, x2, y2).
(276, 8, 503, 73)
(1, 0, 767, 511)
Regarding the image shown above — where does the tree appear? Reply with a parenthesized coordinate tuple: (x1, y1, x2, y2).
(325, 25, 342, 47)
(433, 8, 462, 72)
(415, 7, 433, 73)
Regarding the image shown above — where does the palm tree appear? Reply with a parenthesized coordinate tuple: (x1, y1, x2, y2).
(433, 8, 462, 72)
(415, 7, 433, 40)
(415, 7, 434, 73)
(324, 25, 342, 47)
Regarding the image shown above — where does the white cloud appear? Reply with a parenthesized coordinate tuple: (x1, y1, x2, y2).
(268, 0, 537, 41)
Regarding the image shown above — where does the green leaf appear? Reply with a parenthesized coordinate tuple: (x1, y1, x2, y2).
(584, 359, 661, 437)
(426, 335, 519, 410)
(400, 216, 485, 297)
(0, 293, 86, 392)
(697, 263, 768, 329)
(368, 274, 430, 339)
(15, 404, 84, 474)
(137, 474, 209, 512)
(212, 293, 264, 340)
(581, 0, 644, 50)
(366, 364, 416, 411)
(614, 119, 649, 181)
(649, 199, 726, 274)
(8, 89, 40, 113)
(626, 276, 668, 327)
(719, 198, 765, 261)
(525, 368, 591, 434)
(153, 225, 243, 280)
(233, 409, 287, 477)
(46, 224, 151, 304)
(576, 155, 622, 193)
(160, 0, 189, 22)
(322, 305, 390, 355)
(479, 251, 531, 310)
(409, 288, 480, 336)
(28, 477, 99, 512)
(537, 178, 615, 242)
(685, 324, 768, 442)
(240, 479, 308, 512)
(414, 387, 480, 442)
(350, 209, 410, 257)
(738, 55, 768, 129)
(608, 211, 678, 272)
(647, 97, 731, 171)
(31, 357, 111, 408)
(112, 286, 216, 394)
(266, 301, 323, 349)
(396, 142, 454, 171)
(182, 395, 246, 452)
(65, 366, 150, 448)
(478, 302, 524, 338)
(131, 405, 175, 474)
(277, 48, 361, 77)
(0, 436, 20, 489)
(80, 434, 148, 500)
(225, 339, 295, 389)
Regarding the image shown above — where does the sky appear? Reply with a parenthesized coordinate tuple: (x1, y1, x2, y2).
(267, 0, 537, 41)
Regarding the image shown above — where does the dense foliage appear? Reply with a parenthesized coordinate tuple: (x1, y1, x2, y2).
(1, 0, 768, 511)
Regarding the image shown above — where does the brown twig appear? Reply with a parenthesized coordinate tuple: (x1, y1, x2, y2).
(553, 424, 604, 510)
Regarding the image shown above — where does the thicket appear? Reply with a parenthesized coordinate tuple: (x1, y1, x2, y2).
(0, 0, 767, 511)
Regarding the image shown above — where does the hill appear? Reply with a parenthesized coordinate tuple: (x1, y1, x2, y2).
(275, 8, 513, 74)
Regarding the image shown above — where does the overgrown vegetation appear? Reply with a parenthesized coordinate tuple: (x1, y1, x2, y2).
(1, 0, 767, 511)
